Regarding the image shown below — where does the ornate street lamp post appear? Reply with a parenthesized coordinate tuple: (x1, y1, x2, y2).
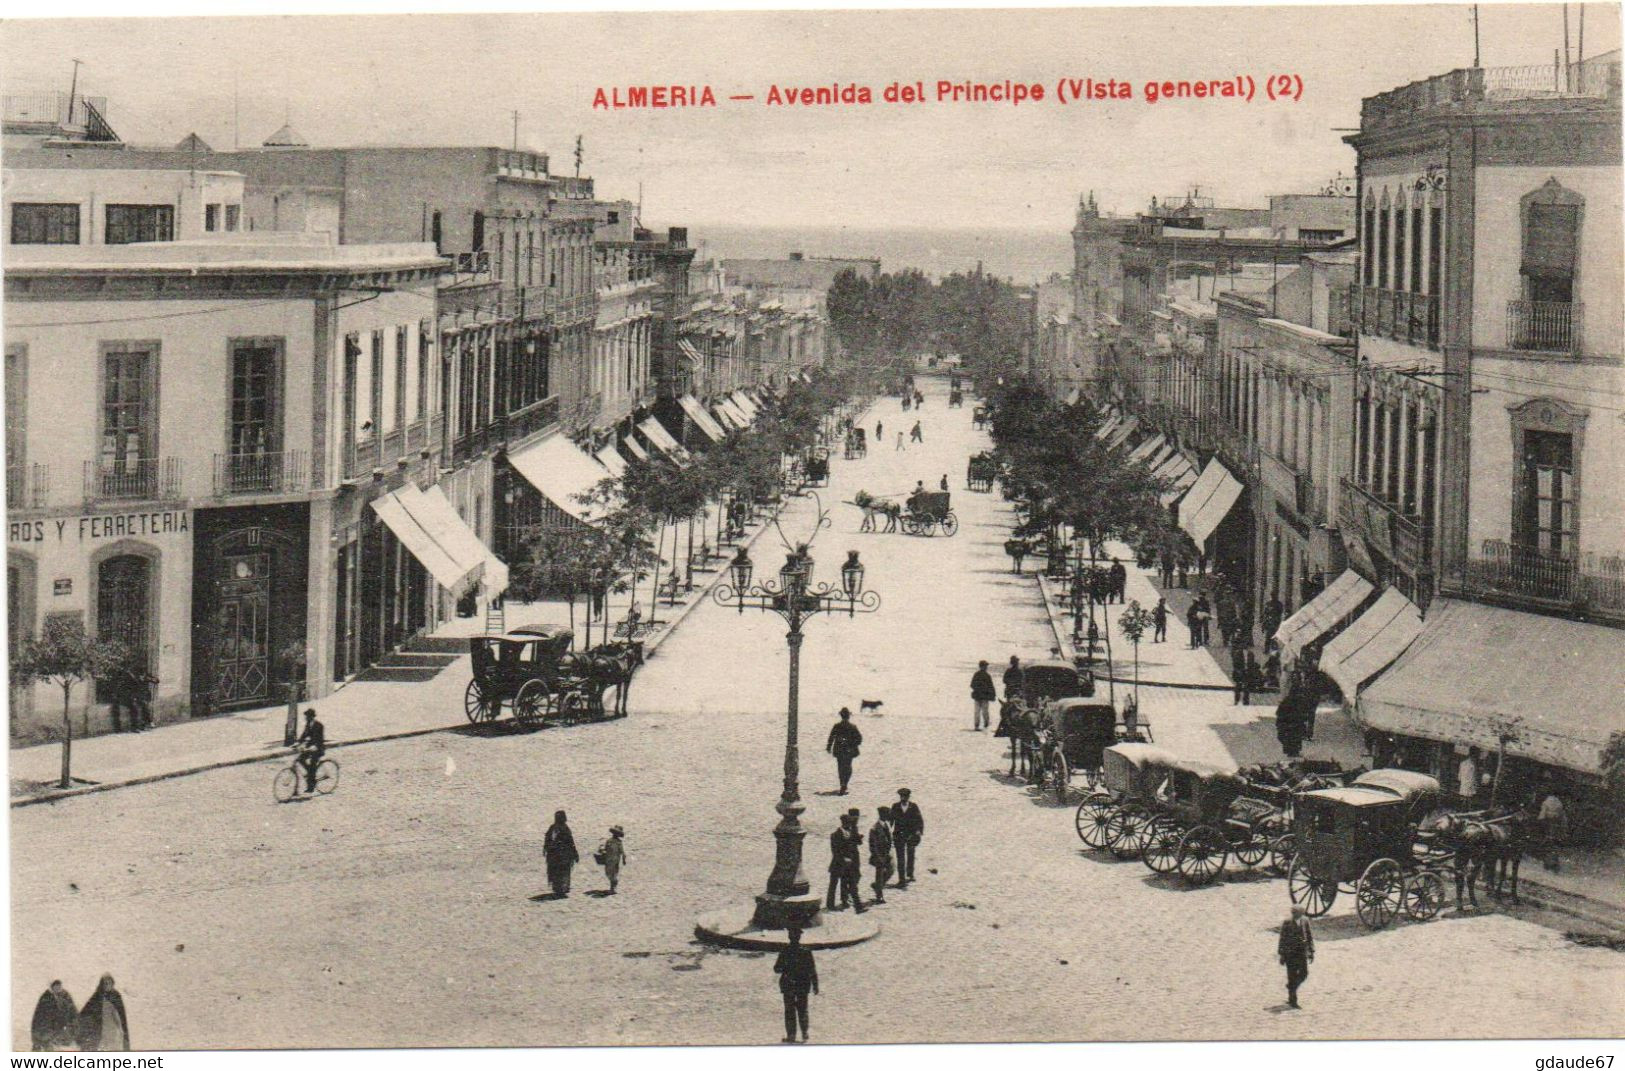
(711, 540, 879, 930)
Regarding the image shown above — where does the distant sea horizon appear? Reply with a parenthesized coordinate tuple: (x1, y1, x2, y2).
(658, 222, 1074, 286)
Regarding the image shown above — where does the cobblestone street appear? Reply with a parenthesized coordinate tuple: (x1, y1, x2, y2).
(11, 382, 1623, 1049)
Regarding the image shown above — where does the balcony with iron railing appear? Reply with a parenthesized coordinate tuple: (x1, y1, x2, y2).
(1358, 287, 1440, 350)
(6, 462, 50, 510)
(1361, 60, 1622, 130)
(504, 395, 561, 445)
(212, 451, 309, 497)
(83, 458, 182, 504)
(1339, 475, 1433, 575)
(1456, 539, 1625, 622)
(1507, 300, 1583, 355)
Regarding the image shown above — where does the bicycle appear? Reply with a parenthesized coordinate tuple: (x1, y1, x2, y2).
(273, 749, 340, 803)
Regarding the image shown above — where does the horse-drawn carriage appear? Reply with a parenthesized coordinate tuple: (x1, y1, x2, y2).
(1135, 758, 1276, 886)
(1286, 769, 1453, 928)
(1233, 760, 1362, 876)
(843, 427, 867, 459)
(464, 625, 642, 728)
(972, 405, 990, 430)
(1074, 742, 1181, 857)
(803, 447, 830, 488)
(948, 387, 964, 408)
(1028, 697, 1150, 802)
(966, 451, 997, 492)
(901, 490, 958, 536)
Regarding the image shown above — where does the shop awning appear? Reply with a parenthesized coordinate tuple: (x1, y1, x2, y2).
(1094, 416, 1123, 442)
(1127, 434, 1167, 464)
(1158, 464, 1199, 506)
(1064, 387, 1081, 406)
(412, 484, 509, 597)
(1320, 587, 1422, 702)
(638, 416, 690, 464)
(1105, 416, 1139, 451)
(1273, 569, 1375, 661)
(369, 489, 481, 596)
(1177, 459, 1244, 546)
(717, 398, 752, 428)
(621, 434, 648, 462)
(799, 371, 813, 384)
(731, 390, 760, 419)
(1146, 442, 1179, 471)
(679, 395, 728, 443)
(1151, 452, 1190, 481)
(712, 402, 744, 431)
(595, 444, 628, 477)
(677, 339, 706, 367)
(507, 432, 614, 524)
(1358, 598, 1625, 776)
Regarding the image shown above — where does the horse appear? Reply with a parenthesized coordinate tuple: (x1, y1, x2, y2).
(1421, 809, 1526, 911)
(573, 641, 645, 719)
(853, 492, 900, 533)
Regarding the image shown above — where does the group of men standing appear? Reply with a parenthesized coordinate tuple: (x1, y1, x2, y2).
(826, 788, 924, 913)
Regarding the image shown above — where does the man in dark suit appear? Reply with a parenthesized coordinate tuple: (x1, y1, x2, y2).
(774, 927, 818, 1043)
(295, 709, 326, 794)
(825, 811, 865, 912)
(1108, 557, 1127, 603)
(825, 708, 862, 795)
(1277, 906, 1315, 1008)
(891, 788, 924, 885)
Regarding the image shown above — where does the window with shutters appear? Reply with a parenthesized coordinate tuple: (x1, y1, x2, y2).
(11, 203, 80, 245)
(105, 204, 175, 244)
(1522, 202, 1579, 304)
(1518, 430, 1576, 556)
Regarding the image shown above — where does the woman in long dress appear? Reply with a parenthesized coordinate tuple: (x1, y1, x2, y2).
(76, 974, 129, 1052)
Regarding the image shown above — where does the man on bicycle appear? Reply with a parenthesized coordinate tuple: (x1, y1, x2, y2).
(295, 708, 326, 794)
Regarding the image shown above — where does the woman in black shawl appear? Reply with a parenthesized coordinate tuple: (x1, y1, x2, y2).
(76, 974, 129, 1051)
(30, 980, 77, 1050)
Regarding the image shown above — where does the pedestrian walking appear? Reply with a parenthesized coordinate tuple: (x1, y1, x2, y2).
(895, 431, 905, 452)
(910, 421, 923, 443)
(825, 708, 862, 794)
(970, 660, 997, 730)
(891, 788, 924, 885)
(1152, 597, 1168, 643)
(868, 806, 895, 903)
(1176, 557, 1190, 588)
(30, 980, 77, 1051)
(826, 810, 865, 912)
(75, 974, 129, 1052)
(1277, 906, 1315, 1008)
(1108, 558, 1127, 604)
(1193, 594, 1213, 646)
(875, 420, 883, 443)
(1002, 655, 1024, 702)
(1185, 602, 1202, 649)
(1160, 552, 1175, 588)
(596, 825, 626, 894)
(1262, 597, 1285, 646)
(939, 474, 949, 492)
(774, 927, 818, 1043)
(1538, 787, 1568, 871)
(1231, 645, 1252, 705)
(543, 810, 579, 897)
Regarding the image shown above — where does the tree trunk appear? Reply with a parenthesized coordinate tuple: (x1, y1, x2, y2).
(58, 682, 73, 790)
(686, 516, 696, 590)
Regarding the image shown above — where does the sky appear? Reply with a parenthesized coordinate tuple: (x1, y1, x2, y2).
(3, 3, 1620, 231)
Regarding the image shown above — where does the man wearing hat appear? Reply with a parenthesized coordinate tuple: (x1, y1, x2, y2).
(1277, 905, 1315, 1008)
(970, 660, 997, 731)
(868, 806, 895, 904)
(825, 708, 863, 795)
(294, 708, 326, 795)
(598, 825, 626, 894)
(891, 789, 924, 886)
(826, 810, 866, 912)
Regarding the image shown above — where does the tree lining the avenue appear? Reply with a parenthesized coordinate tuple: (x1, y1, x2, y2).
(508, 369, 861, 645)
(826, 267, 1029, 385)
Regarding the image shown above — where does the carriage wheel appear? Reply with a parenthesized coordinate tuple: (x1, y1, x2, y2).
(513, 681, 548, 728)
(464, 679, 499, 724)
(1177, 825, 1229, 886)
(1266, 834, 1296, 878)
(559, 689, 588, 724)
(1106, 810, 1149, 860)
(1049, 751, 1070, 803)
(1232, 827, 1269, 868)
(900, 515, 920, 536)
(1287, 855, 1337, 915)
(1355, 858, 1406, 930)
(1404, 869, 1447, 921)
(1075, 796, 1115, 849)
(1141, 819, 1182, 874)
(940, 513, 959, 537)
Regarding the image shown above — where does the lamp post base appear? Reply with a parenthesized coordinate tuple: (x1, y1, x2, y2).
(695, 902, 880, 951)
(752, 890, 824, 930)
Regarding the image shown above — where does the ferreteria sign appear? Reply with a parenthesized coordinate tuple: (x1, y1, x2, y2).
(9, 509, 192, 545)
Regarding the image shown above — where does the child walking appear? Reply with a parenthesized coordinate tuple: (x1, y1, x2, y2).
(597, 826, 627, 894)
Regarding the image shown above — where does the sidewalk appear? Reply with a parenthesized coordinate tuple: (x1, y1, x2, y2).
(1028, 538, 1625, 932)
(7, 443, 836, 807)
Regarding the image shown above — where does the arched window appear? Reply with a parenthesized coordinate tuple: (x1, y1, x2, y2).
(94, 550, 156, 701)
(1363, 192, 1377, 287)
(1520, 178, 1583, 305)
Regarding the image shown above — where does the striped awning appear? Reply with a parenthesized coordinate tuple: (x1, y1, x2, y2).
(638, 416, 690, 464)
(595, 444, 628, 477)
(507, 432, 615, 524)
(1094, 416, 1123, 442)
(370, 489, 482, 596)
(621, 435, 648, 462)
(1320, 587, 1422, 702)
(412, 484, 508, 598)
(679, 395, 728, 443)
(677, 339, 706, 367)
(1127, 434, 1167, 464)
(1105, 416, 1139, 451)
(1177, 459, 1244, 546)
(1273, 570, 1375, 661)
